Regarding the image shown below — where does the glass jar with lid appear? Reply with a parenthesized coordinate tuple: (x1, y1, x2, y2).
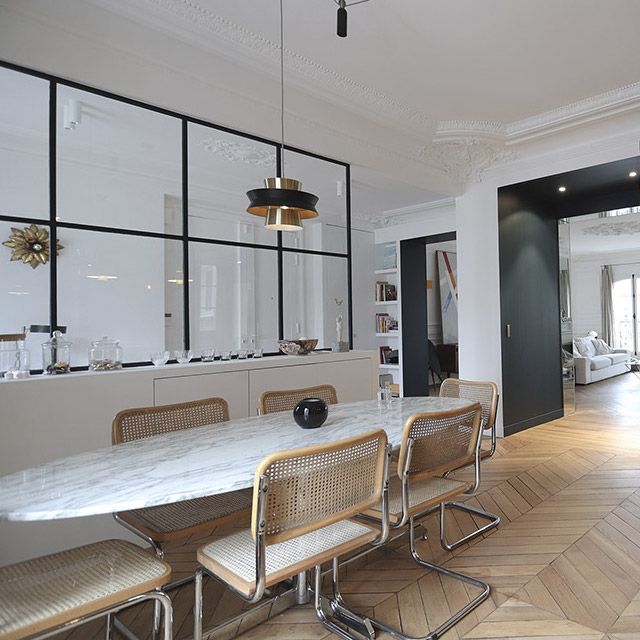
(0, 331, 31, 379)
(89, 336, 123, 371)
(42, 330, 71, 375)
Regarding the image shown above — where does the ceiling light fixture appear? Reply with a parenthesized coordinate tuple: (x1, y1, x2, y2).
(246, 0, 318, 232)
(630, 171, 637, 178)
(558, 186, 567, 193)
(333, 0, 371, 37)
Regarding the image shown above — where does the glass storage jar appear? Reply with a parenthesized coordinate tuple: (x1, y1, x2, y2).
(88, 336, 123, 371)
(0, 332, 30, 379)
(42, 331, 71, 374)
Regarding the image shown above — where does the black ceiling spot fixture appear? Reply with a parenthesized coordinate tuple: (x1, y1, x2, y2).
(333, 0, 371, 38)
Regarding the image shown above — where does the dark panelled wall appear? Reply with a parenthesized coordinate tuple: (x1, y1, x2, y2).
(498, 188, 564, 435)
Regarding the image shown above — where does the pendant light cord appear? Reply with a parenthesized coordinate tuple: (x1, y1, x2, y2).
(280, 0, 286, 178)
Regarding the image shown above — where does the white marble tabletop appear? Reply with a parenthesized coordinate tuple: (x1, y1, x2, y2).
(0, 397, 471, 522)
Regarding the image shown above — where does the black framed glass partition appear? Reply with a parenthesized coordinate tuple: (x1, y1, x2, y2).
(0, 61, 352, 369)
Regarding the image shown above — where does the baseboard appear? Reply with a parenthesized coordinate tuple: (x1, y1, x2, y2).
(504, 408, 565, 436)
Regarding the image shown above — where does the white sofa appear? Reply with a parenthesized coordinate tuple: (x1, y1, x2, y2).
(573, 336, 630, 385)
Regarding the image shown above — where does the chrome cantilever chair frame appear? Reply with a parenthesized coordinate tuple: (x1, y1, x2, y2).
(435, 380, 501, 550)
(350, 405, 492, 640)
(194, 436, 391, 640)
(24, 591, 173, 640)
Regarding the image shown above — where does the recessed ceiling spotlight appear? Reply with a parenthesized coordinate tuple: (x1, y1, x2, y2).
(558, 186, 567, 193)
(630, 171, 637, 178)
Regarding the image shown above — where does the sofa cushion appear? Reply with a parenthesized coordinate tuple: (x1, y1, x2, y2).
(575, 337, 597, 357)
(594, 338, 612, 355)
(607, 353, 628, 365)
(590, 355, 612, 370)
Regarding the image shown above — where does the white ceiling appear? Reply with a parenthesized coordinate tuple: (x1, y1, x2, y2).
(169, 0, 640, 123)
(3, 0, 640, 223)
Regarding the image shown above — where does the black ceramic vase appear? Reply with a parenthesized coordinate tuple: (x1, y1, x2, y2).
(293, 397, 328, 429)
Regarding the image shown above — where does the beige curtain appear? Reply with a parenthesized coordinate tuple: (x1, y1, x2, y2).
(601, 265, 614, 345)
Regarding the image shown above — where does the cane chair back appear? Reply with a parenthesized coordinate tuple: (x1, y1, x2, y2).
(439, 379, 498, 432)
(258, 384, 338, 415)
(112, 397, 229, 444)
(252, 429, 387, 545)
(397, 404, 482, 481)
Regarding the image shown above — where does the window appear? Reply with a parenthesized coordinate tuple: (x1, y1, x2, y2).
(0, 62, 352, 369)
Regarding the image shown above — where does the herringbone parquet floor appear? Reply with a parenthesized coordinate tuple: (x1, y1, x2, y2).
(62, 374, 640, 639)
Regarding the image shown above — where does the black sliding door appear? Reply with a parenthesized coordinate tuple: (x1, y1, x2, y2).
(498, 188, 564, 434)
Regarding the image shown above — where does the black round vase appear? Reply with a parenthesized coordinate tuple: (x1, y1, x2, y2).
(293, 397, 328, 429)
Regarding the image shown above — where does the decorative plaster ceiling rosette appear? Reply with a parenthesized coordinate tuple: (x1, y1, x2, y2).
(201, 137, 274, 167)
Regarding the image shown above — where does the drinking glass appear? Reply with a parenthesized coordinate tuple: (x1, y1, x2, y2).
(150, 350, 170, 366)
(221, 351, 231, 361)
(200, 348, 216, 362)
(174, 350, 193, 364)
(238, 349, 248, 359)
(253, 348, 263, 358)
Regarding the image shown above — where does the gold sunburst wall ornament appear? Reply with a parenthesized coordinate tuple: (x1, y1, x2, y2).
(2, 224, 63, 269)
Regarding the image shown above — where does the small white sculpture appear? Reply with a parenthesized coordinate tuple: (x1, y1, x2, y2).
(336, 314, 344, 344)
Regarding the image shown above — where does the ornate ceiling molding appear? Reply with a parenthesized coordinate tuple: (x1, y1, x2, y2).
(507, 81, 640, 143)
(115, 0, 437, 136)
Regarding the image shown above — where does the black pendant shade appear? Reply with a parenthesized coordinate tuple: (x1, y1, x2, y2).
(246, 178, 319, 231)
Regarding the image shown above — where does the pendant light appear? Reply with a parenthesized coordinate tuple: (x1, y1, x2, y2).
(246, 0, 319, 232)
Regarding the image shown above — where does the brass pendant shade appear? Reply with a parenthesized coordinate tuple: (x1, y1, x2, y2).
(246, 178, 319, 232)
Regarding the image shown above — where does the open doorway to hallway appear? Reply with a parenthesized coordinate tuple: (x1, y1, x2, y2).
(564, 206, 640, 412)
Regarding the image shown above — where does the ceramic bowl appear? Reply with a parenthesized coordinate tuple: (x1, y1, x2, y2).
(278, 339, 318, 355)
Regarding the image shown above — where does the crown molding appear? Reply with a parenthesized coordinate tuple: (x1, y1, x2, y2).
(507, 82, 640, 143)
(358, 197, 455, 228)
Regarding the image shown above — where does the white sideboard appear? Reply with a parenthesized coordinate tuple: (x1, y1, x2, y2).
(0, 350, 377, 563)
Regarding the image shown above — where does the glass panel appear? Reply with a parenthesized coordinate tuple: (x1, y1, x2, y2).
(283, 253, 349, 349)
(189, 242, 279, 355)
(281, 150, 348, 254)
(57, 229, 183, 366)
(613, 277, 634, 351)
(0, 221, 51, 362)
(57, 86, 182, 234)
(0, 68, 49, 219)
(188, 124, 277, 246)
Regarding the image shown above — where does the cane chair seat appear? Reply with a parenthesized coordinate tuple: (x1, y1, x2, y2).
(198, 519, 378, 597)
(117, 491, 253, 542)
(0, 540, 171, 640)
(366, 475, 470, 524)
(258, 384, 338, 415)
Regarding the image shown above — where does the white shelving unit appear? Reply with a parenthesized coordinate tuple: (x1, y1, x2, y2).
(374, 241, 403, 396)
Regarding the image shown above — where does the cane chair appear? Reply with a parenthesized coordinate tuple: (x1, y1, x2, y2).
(194, 430, 391, 640)
(112, 397, 252, 560)
(258, 384, 338, 415)
(437, 379, 501, 549)
(0, 539, 172, 640)
(362, 405, 492, 639)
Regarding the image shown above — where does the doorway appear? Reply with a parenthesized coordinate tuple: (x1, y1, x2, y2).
(399, 231, 457, 396)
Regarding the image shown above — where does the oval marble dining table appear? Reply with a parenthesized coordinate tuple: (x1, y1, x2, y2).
(0, 396, 472, 522)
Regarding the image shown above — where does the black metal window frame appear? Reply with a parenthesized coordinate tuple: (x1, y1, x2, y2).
(0, 60, 353, 369)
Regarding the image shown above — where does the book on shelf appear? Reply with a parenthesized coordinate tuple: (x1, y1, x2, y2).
(375, 313, 398, 333)
(375, 281, 397, 302)
(379, 346, 399, 365)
